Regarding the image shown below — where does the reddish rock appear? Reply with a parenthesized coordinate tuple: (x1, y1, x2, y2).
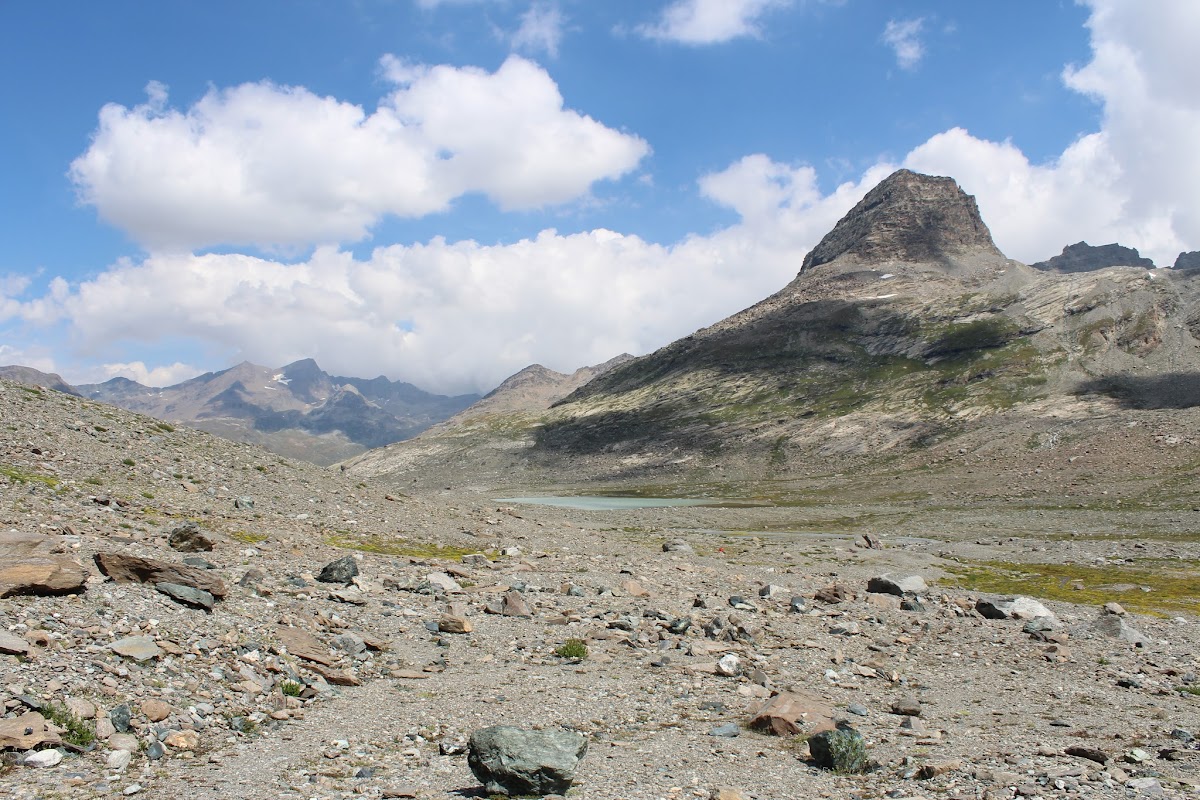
(93, 551, 226, 598)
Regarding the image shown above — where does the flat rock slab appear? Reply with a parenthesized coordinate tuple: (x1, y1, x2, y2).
(276, 625, 335, 665)
(111, 636, 162, 662)
(0, 711, 61, 750)
(468, 726, 588, 796)
(0, 531, 87, 597)
(94, 551, 226, 598)
(0, 629, 32, 655)
(156, 581, 215, 610)
(747, 691, 836, 736)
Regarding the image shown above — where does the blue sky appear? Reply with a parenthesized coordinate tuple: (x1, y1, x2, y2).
(1, 0, 1196, 393)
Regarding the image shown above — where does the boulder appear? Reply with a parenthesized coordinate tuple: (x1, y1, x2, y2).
(1093, 612, 1147, 646)
(0, 531, 87, 597)
(93, 551, 226, 598)
(167, 522, 215, 552)
(976, 596, 1055, 621)
(747, 691, 836, 736)
(0, 712, 60, 750)
(0, 629, 31, 655)
(867, 574, 927, 596)
(468, 726, 588, 796)
(316, 555, 359, 584)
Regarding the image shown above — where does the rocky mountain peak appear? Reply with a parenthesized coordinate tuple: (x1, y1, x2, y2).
(801, 169, 1001, 270)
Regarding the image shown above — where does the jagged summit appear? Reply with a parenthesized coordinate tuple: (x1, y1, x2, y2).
(1033, 242, 1155, 273)
(801, 169, 1001, 270)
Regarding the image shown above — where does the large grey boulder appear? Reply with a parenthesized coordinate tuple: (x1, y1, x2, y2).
(867, 574, 927, 596)
(316, 555, 358, 584)
(976, 596, 1055, 621)
(1093, 611, 1148, 646)
(467, 726, 588, 796)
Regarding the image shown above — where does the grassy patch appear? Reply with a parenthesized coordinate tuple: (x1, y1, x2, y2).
(0, 465, 60, 489)
(554, 638, 588, 659)
(324, 531, 490, 560)
(41, 702, 96, 748)
(945, 559, 1200, 616)
(229, 530, 269, 544)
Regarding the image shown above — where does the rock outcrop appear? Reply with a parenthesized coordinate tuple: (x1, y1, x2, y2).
(801, 169, 1001, 269)
(1032, 241, 1155, 272)
(1175, 251, 1200, 270)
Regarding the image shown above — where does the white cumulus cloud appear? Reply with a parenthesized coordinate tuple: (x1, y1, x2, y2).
(639, 0, 790, 45)
(510, 3, 565, 57)
(69, 56, 649, 252)
(882, 18, 925, 70)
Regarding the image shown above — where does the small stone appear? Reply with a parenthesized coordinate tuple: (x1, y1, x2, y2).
(234, 496, 254, 510)
(438, 615, 473, 634)
(1064, 745, 1108, 764)
(916, 759, 962, 779)
(1103, 601, 1126, 615)
(108, 733, 139, 752)
(709, 723, 741, 738)
(662, 539, 694, 554)
(167, 522, 215, 552)
(110, 636, 162, 662)
(620, 579, 651, 598)
(891, 697, 922, 716)
(145, 741, 165, 760)
(711, 788, 748, 800)
(95, 718, 116, 739)
(500, 590, 532, 617)
(847, 703, 869, 716)
(23, 748, 63, 768)
(140, 699, 172, 722)
(65, 699, 94, 725)
(164, 730, 199, 751)
(716, 654, 741, 677)
(109, 704, 132, 733)
(107, 749, 132, 771)
(789, 596, 808, 613)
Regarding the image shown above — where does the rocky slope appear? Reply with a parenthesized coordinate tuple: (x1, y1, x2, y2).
(3, 359, 479, 467)
(2, 378, 1199, 800)
(345, 169, 1200, 488)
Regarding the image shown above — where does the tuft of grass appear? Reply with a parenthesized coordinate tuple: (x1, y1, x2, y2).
(122, 458, 135, 466)
(554, 638, 589, 659)
(154, 422, 175, 433)
(807, 728, 868, 774)
(945, 559, 1200, 617)
(42, 702, 96, 748)
(280, 680, 303, 697)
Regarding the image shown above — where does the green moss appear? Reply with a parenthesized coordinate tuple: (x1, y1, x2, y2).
(945, 559, 1200, 616)
(0, 465, 60, 489)
(229, 530, 269, 544)
(324, 531, 489, 560)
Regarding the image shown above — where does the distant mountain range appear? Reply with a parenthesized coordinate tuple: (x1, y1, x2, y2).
(0, 358, 480, 466)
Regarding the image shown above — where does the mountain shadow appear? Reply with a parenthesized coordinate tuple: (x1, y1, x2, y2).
(1076, 373, 1200, 409)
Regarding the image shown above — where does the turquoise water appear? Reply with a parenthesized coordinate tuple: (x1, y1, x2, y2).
(495, 496, 718, 511)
